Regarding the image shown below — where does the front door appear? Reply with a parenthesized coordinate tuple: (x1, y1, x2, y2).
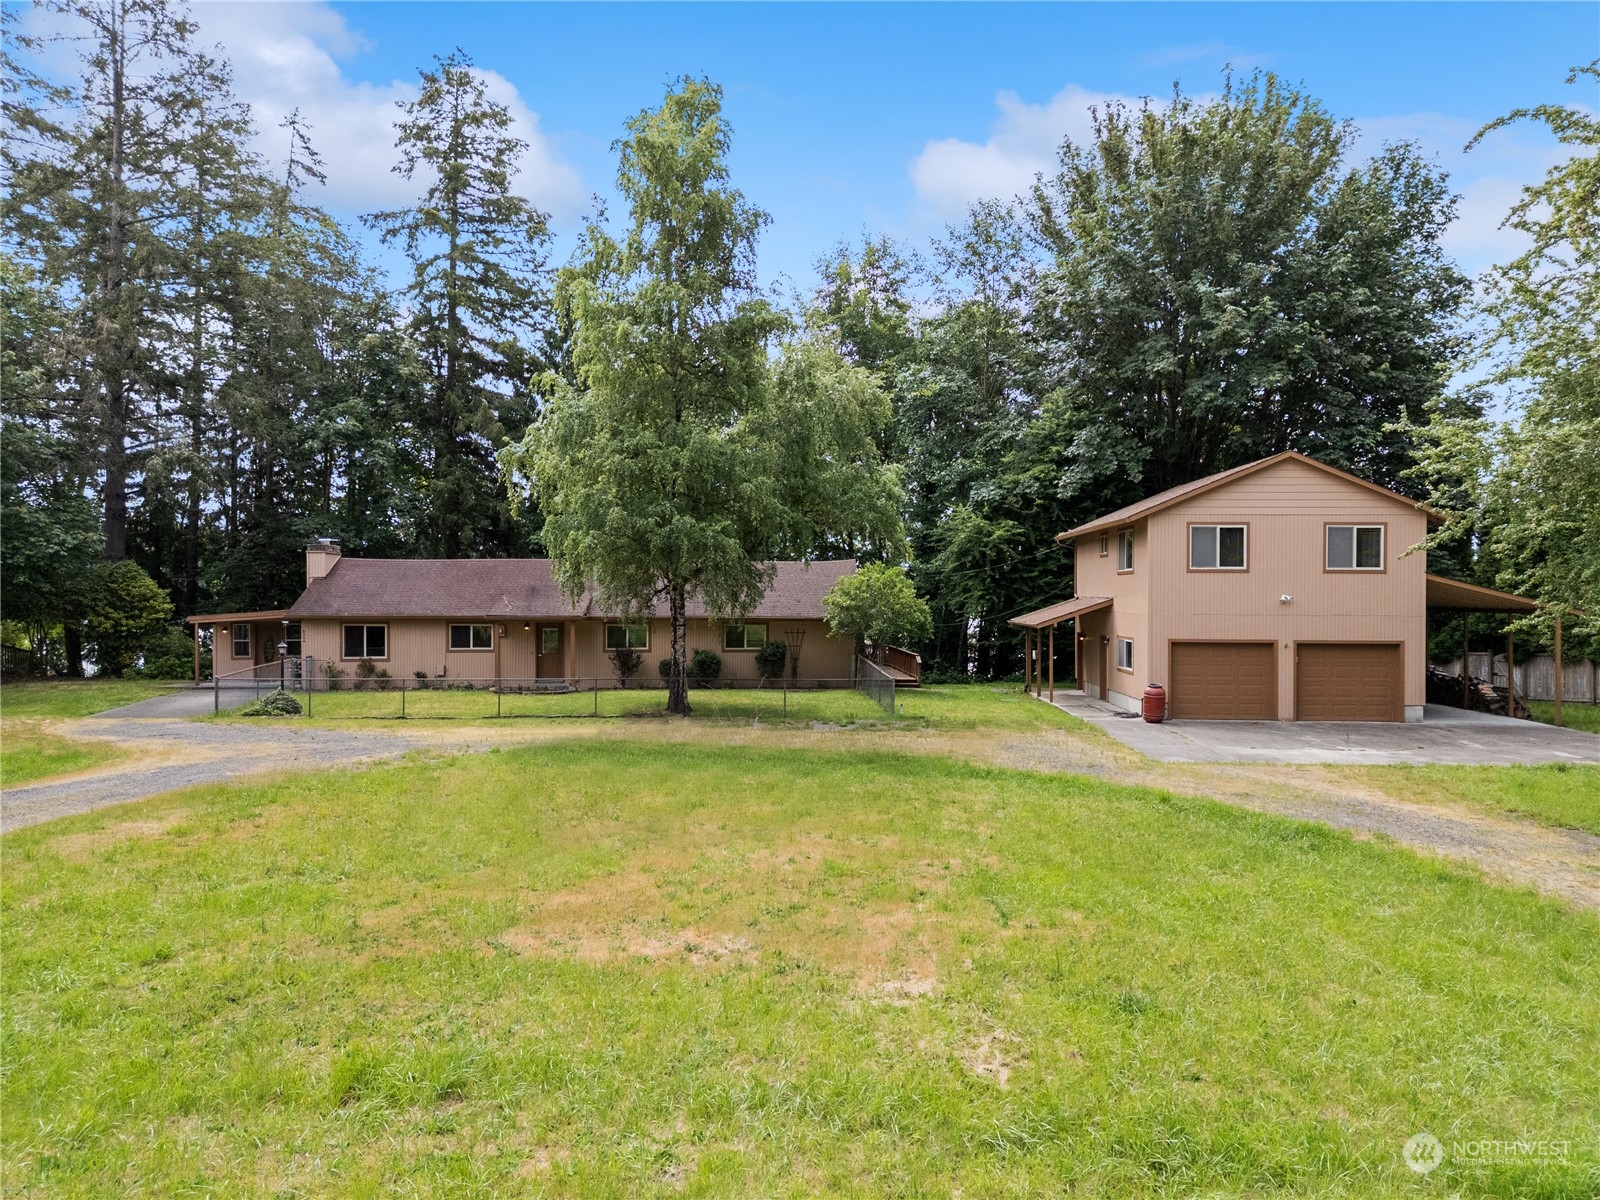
(536, 624, 562, 679)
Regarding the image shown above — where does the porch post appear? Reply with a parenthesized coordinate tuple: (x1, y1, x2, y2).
(1461, 614, 1470, 709)
(193, 624, 200, 685)
(1073, 621, 1080, 691)
(1506, 623, 1516, 717)
(1553, 614, 1563, 728)
(564, 621, 576, 682)
(1048, 625, 1055, 702)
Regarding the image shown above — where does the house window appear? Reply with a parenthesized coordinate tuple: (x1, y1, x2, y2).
(1189, 524, 1248, 570)
(1116, 638, 1134, 672)
(1326, 525, 1384, 571)
(1117, 530, 1134, 572)
(541, 627, 561, 653)
(1098, 533, 1109, 558)
(284, 622, 301, 657)
(449, 623, 494, 651)
(231, 625, 251, 659)
(342, 624, 387, 659)
(605, 623, 648, 650)
(723, 623, 768, 650)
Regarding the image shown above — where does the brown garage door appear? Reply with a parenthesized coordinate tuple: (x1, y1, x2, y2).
(1169, 642, 1276, 720)
(1296, 643, 1403, 722)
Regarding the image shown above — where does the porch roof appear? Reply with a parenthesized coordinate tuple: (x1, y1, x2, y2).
(1008, 596, 1112, 630)
(1425, 575, 1541, 614)
(184, 609, 290, 626)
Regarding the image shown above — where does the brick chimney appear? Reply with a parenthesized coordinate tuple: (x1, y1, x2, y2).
(306, 538, 341, 588)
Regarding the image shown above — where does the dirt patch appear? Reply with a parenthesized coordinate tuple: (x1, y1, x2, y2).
(51, 810, 191, 860)
(962, 1024, 1024, 1089)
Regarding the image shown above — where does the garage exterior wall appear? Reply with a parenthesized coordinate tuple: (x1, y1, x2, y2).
(299, 617, 851, 687)
(1140, 457, 1430, 720)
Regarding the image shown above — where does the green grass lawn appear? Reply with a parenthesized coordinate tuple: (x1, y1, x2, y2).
(1528, 700, 1600, 735)
(257, 682, 1090, 734)
(1349, 763, 1600, 836)
(4, 740, 1596, 1197)
(0, 678, 171, 719)
(0, 679, 167, 788)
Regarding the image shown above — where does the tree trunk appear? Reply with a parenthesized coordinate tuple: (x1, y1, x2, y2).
(667, 582, 691, 716)
(64, 626, 84, 678)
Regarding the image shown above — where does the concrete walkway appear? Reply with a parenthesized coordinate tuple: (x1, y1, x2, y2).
(1043, 691, 1600, 765)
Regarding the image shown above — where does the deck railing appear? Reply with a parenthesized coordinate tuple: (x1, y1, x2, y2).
(873, 644, 922, 686)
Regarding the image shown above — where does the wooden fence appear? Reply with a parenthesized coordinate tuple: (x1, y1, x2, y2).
(1434, 655, 1600, 703)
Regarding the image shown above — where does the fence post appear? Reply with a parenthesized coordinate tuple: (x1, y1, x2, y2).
(783, 684, 787, 717)
(401, 676, 406, 719)
(496, 680, 502, 719)
(213, 670, 219, 715)
(594, 680, 598, 716)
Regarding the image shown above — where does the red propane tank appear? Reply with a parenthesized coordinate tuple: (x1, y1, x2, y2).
(1142, 683, 1167, 723)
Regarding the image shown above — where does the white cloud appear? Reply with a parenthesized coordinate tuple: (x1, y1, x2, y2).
(21, 1, 583, 220)
(187, 2, 583, 219)
(910, 84, 1139, 215)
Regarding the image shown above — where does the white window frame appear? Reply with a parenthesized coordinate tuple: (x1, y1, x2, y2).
(605, 623, 649, 651)
(1116, 529, 1134, 573)
(232, 624, 251, 659)
(1116, 637, 1134, 672)
(342, 624, 388, 660)
(1326, 524, 1385, 571)
(283, 622, 302, 657)
(448, 623, 494, 651)
(1189, 524, 1248, 571)
(723, 623, 769, 651)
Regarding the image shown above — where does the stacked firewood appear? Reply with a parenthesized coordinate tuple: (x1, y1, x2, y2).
(1425, 665, 1530, 719)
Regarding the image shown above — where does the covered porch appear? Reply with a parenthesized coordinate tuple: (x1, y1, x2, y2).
(1008, 596, 1113, 702)
(182, 610, 295, 685)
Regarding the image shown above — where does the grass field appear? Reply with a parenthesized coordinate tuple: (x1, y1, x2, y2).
(244, 682, 1090, 733)
(1529, 700, 1600, 735)
(0, 679, 168, 788)
(5, 739, 1597, 1197)
(1348, 763, 1600, 836)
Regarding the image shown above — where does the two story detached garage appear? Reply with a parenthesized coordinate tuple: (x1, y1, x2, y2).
(1012, 451, 1526, 723)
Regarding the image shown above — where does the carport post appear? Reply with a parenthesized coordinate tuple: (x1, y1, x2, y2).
(1048, 626, 1055, 702)
(1506, 625, 1516, 717)
(1553, 614, 1563, 727)
(1461, 615, 1470, 709)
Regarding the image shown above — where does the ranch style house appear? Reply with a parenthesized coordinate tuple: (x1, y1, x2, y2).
(186, 547, 868, 689)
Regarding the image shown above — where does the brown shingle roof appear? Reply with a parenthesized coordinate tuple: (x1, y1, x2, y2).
(1057, 451, 1442, 541)
(287, 558, 856, 621)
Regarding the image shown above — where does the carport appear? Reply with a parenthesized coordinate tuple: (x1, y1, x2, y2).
(1426, 574, 1575, 726)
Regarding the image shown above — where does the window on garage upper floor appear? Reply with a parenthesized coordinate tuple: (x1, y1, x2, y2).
(1189, 524, 1248, 570)
(1116, 530, 1134, 572)
(1326, 525, 1385, 571)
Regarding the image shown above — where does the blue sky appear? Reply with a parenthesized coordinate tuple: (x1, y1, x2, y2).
(26, 1, 1600, 293)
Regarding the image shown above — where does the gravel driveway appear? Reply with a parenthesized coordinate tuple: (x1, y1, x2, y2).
(0, 717, 456, 833)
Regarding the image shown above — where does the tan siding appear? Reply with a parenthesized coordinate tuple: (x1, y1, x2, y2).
(1142, 458, 1429, 719)
(301, 617, 853, 686)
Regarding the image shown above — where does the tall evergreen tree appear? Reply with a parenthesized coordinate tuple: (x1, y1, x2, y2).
(366, 50, 552, 557)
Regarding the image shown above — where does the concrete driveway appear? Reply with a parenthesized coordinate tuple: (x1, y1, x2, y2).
(1047, 693, 1600, 765)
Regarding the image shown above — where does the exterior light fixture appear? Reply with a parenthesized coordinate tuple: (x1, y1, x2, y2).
(1280, 595, 1293, 604)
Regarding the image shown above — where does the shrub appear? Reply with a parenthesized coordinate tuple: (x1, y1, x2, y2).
(353, 658, 378, 691)
(658, 657, 673, 681)
(135, 624, 210, 680)
(689, 649, 722, 686)
(754, 640, 787, 681)
(609, 646, 642, 688)
(413, 670, 431, 691)
(80, 560, 174, 676)
(324, 662, 346, 691)
(238, 689, 302, 717)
